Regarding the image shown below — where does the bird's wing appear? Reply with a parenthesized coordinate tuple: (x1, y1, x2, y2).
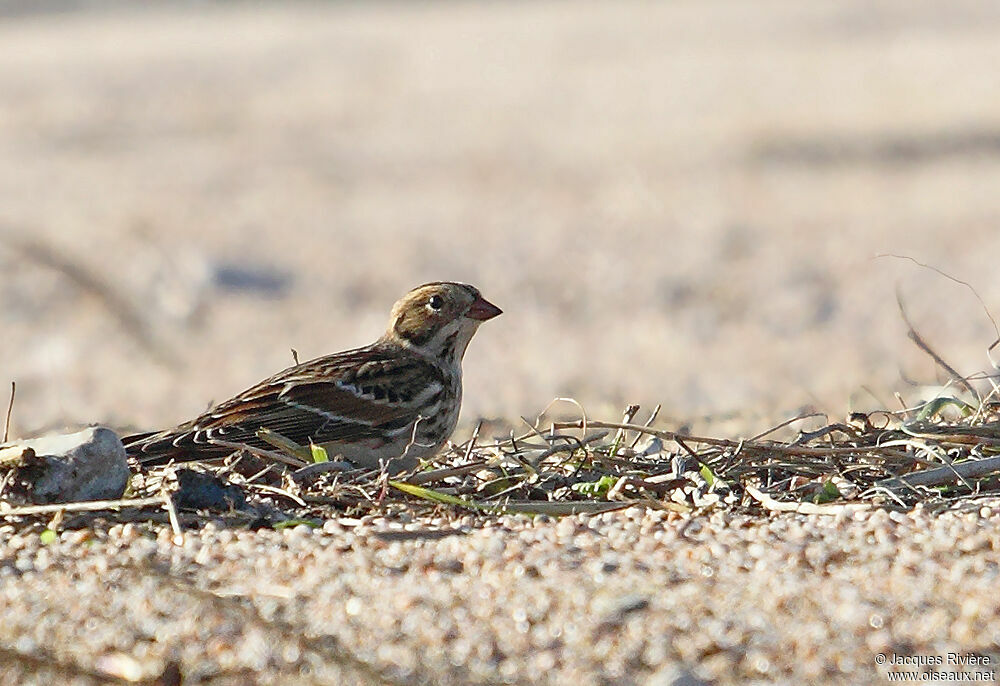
(126, 345, 446, 462)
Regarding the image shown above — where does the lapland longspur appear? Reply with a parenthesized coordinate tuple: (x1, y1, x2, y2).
(124, 282, 501, 472)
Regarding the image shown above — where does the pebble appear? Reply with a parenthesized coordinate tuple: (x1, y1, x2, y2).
(0, 501, 998, 684)
(1, 427, 128, 503)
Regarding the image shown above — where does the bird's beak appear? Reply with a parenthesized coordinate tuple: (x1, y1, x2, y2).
(466, 296, 503, 321)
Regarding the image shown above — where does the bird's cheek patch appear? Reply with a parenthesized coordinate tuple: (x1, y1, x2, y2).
(393, 311, 434, 347)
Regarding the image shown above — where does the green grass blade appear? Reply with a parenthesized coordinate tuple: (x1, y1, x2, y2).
(309, 442, 330, 464)
(256, 427, 313, 462)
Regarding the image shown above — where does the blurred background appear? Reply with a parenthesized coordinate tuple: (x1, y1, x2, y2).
(2, 0, 1000, 440)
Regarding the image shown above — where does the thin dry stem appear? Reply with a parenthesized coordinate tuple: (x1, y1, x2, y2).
(3, 382, 14, 443)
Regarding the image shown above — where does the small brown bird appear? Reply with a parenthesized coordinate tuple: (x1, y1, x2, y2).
(124, 282, 501, 471)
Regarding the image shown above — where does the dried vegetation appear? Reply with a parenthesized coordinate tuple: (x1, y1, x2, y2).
(5, 306, 1000, 533)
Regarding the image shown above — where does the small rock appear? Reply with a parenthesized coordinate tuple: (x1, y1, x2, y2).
(636, 436, 664, 457)
(647, 665, 711, 686)
(3, 427, 128, 504)
(172, 468, 248, 511)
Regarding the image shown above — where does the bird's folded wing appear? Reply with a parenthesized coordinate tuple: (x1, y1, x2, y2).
(125, 347, 448, 462)
(177, 352, 444, 448)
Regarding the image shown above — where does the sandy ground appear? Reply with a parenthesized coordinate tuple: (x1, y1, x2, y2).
(2, 0, 1000, 438)
(2, 1, 1000, 684)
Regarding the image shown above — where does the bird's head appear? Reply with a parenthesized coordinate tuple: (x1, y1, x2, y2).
(384, 282, 501, 363)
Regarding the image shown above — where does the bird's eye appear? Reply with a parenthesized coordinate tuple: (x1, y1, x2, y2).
(427, 295, 444, 311)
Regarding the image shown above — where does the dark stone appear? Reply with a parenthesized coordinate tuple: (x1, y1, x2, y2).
(172, 468, 248, 511)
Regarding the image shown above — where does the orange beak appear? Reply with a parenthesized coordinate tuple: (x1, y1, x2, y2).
(466, 296, 502, 321)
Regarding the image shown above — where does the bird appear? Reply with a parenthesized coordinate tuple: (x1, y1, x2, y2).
(124, 282, 501, 472)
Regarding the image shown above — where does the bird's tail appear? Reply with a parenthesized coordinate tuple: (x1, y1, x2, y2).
(123, 428, 227, 466)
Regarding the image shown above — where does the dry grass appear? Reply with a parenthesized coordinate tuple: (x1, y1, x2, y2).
(7, 340, 1000, 532)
